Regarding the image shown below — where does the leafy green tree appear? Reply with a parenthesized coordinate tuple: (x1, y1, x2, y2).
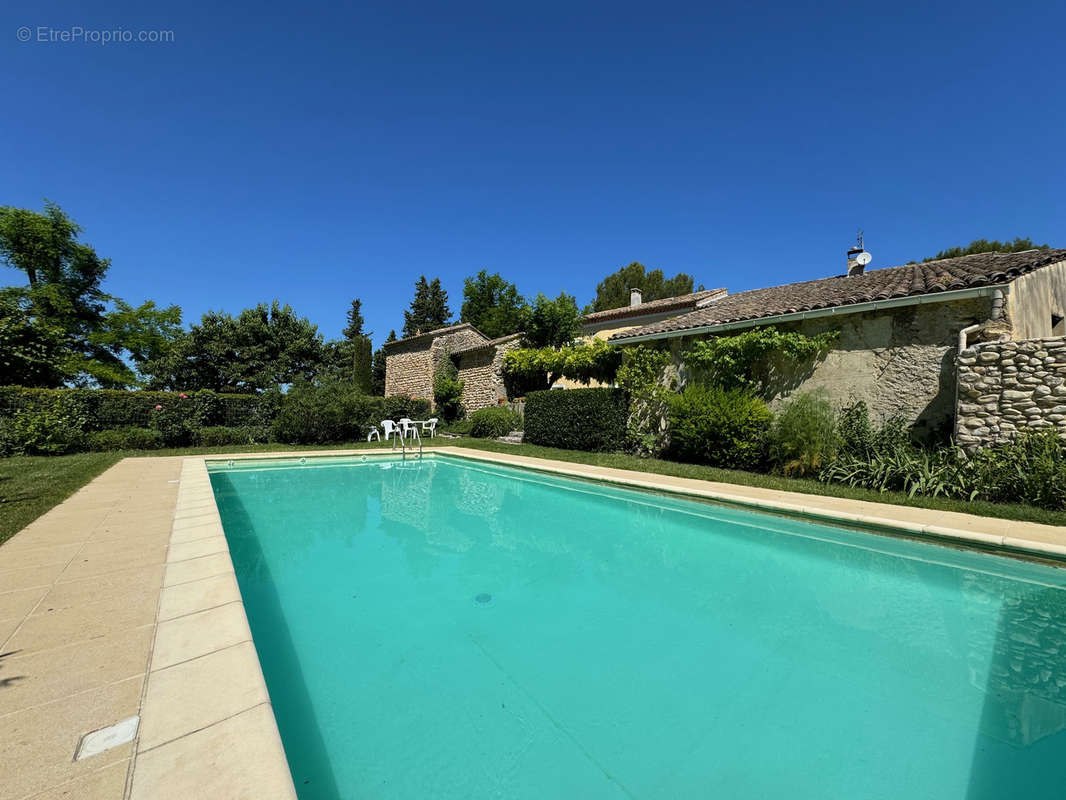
(923, 238, 1050, 262)
(402, 276, 451, 338)
(0, 288, 69, 387)
(460, 270, 527, 338)
(590, 262, 699, 312)
(524, 292, 581, 349)
(351, 335, 373, 393)
(325, 297, 373, 390)
(0, 201, 184, 388)
(144, 301, 324, 392)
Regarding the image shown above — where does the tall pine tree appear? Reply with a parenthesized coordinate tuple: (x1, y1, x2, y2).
(402, 276, 452, 337)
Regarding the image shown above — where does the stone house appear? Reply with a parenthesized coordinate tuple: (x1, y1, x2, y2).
(580, 287, 728, 341)
(609, 248, 1066, 443)
(383, 323, 522, 414)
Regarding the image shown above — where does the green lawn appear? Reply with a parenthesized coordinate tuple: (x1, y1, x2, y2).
(2, 437, 1064, 547)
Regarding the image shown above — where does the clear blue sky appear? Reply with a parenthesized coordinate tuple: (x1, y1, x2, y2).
(4, 0, 1064, 347)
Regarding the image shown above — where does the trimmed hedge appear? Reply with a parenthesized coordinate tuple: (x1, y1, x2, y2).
(89, 427, 164, 451)
(0, 387, 272, 431)
(469, 406, 521, 438)
(523, 388, 627, 452)
(666, 385, 772, 470)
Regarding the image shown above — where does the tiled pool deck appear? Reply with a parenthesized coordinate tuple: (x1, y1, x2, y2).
(1, 446, 1065, 799)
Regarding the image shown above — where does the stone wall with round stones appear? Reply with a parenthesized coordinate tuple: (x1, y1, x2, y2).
(955, 336, 1066, 448)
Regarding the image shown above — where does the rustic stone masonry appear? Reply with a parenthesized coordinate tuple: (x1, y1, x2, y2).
(455, 334, 522, 413)
(384, 324, 520, 414)
(956, 336, 1066, 448)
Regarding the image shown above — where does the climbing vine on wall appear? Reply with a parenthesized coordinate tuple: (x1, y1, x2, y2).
(682, 327, 837, 400)
(502, 338, 622, 396)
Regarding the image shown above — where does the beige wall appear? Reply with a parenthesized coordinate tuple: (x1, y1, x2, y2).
(1007, 259, 1066, 340)
(668, 297, 994, 440)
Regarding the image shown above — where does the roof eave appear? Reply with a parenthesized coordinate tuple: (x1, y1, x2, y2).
(610, 284, 1008, 345)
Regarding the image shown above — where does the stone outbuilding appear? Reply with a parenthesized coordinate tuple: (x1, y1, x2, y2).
(610, 248, 1066, 443)
(383, 323, 522, 414)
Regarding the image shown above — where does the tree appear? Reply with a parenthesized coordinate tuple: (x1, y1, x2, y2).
(460, 270, 527, 338)
(402, 276, 451, 338)
(143, 301, 324, 392)
(525, 292, 581, 349)
(342, 299, 365, 339)
(0, 288, 69, 387)
(370, 330, 396, 396)
(922, 238, 1050, 262)
(590, 262, 699, 312)
(0, 201, 182, 388)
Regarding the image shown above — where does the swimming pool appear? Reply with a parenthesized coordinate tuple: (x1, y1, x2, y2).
(208, 454, 1066, 799)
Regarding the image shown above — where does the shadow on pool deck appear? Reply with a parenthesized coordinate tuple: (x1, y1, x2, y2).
(965, 583, 1066, 799)
(210, 473, 342, 800)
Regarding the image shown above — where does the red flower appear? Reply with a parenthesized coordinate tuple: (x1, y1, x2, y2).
(154, 404, 163, 410)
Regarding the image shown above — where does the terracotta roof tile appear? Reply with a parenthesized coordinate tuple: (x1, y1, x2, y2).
(609, 249, 1066, 342)
(581, 288, 727, 324)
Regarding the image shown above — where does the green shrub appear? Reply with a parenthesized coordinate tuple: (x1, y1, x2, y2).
(89, 427, 164, 451)
(769, 391, 840, 477)
(616, 345, 674, 456)
(0, 387, 269, 432)
(150, 396, 198, 447)
(524, 388, 628, 452)
(432, 360, 465, 422)
(469, 406, 521, 438)
(273, 381, 384, 445)
(442, 419, 473, 436)
(8, 398, 88, 455)
(197, 426, 265, 447)
(382, 394, 432, 421)
(666, 385, 772, 470)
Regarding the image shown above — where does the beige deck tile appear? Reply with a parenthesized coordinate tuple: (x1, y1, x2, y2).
(131, 704, 296, 800)
(166, 536, 228, 563)
(0, 616, 21, 646)
(163, 552, 232, 586)
(138, 641, 269, 751)
(0, 625, 152, 714)
(0, 542, 83, 567)
(0, 676, 141, 800)
(0, 586, 47, 620)
(157, 572, 241, 621)
(6, 591, 159, 655)
(57, 542, 168, 583)
(25, 759, 130, 800)
(0, 562, 69, 592)
(45, 564, 165, 608)
(150, 602, 251, 670)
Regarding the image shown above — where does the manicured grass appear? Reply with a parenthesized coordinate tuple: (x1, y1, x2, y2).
(451, 439, 1066, 528)
(4, 435, 1064, 547)
(0, 452, 123, 546)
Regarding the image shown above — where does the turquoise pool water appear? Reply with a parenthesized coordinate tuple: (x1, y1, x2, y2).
(209, 455, 1066, 799)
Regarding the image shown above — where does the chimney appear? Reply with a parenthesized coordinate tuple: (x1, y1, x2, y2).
(630, 287, 643, 307)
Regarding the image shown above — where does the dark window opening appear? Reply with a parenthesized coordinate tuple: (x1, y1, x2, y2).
(1052, 314, 1065, 337)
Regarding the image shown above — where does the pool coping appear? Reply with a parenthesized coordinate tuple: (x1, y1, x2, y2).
(130, 443, 1066, 797)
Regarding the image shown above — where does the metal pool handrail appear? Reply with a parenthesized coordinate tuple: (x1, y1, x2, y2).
(390, 423, 423, 461)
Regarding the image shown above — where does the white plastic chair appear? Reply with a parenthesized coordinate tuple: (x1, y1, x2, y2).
(380, 420, 401, 441)
(367, 426, 381, 442)
(398, 418, 416, 439)
(422, 418, 438, 438)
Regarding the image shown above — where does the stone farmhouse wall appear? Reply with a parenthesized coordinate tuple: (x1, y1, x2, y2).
(670, 296, 993, 441)
(384, 326, 487, 403)
(955, 336, 1066, 448)
(455, 336, 522, 413)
